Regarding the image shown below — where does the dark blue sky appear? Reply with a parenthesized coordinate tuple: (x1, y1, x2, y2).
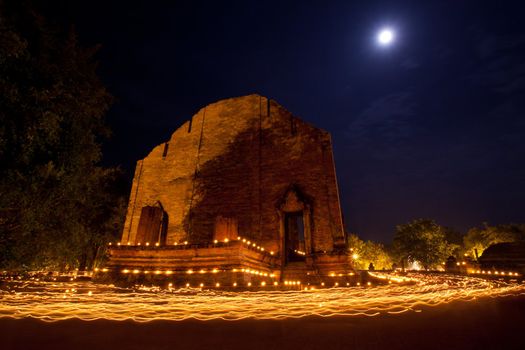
(37, 0, 525, 242)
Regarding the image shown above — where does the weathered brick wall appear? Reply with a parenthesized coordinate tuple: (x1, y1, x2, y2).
(121, 94, 345, 253)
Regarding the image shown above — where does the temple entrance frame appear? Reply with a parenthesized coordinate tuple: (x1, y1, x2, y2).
(277, 186, 313, 269)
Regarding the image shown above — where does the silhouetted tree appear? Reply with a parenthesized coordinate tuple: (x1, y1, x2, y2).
(442, 226, 463, 258)
(0, 2, 123, 270)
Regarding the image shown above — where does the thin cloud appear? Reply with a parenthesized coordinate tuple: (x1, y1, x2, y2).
(468, 33, 525, 94)
(346, 91, 417, 145)
(400, 57, 420, 70)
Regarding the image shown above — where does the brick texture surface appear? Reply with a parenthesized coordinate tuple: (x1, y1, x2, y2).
(121, 95, 346, 255)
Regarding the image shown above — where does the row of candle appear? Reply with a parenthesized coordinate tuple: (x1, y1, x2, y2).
(109, 235, 277, 256)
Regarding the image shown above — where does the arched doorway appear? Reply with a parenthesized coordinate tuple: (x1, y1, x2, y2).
(135, 202, 168, 245)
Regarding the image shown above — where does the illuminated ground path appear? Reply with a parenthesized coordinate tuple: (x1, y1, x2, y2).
(1, 273, 524, 322)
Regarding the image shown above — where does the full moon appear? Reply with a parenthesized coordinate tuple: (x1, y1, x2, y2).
(377, 28, 395, 45)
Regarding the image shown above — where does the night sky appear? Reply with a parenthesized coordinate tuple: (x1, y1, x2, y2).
(35, 0, 525, 242)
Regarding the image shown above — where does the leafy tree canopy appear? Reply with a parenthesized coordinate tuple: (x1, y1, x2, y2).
(392, 219, 456, 270)
(0, 1, 124, 271)
(348, 234, 393, 270)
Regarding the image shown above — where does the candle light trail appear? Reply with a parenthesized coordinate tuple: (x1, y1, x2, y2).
(0, 273, 523, 322)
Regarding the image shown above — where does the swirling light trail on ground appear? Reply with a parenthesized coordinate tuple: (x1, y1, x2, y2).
(0, 273, 524, 322)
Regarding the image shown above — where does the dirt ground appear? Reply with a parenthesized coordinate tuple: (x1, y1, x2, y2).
(1, 295, 524, 350)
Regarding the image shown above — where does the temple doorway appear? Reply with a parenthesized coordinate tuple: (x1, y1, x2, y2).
(135, 205, 168, 245)
(285, 211, 306, 263)
(278, 186, 313, 269)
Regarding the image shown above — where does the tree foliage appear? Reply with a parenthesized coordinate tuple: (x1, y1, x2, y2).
(348, 234, 393, 270)
(392, 219, 455, 270)
(0, 2, 124, 271)
(463, 223, 525, 258)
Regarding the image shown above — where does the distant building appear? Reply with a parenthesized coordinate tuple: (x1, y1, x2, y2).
(101, 95, 355, 286)
(479, 242, 525, 273)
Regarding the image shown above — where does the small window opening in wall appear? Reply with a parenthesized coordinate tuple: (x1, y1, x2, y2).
(188, 118, 193, 133)
(291, 117, 297, 135)
(162, 142, 169, 158)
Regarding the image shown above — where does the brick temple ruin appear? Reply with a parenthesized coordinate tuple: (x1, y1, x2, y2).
(101, 94, 356, 287)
